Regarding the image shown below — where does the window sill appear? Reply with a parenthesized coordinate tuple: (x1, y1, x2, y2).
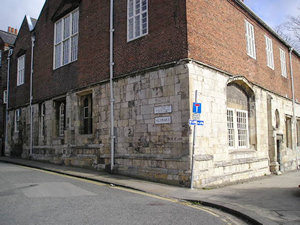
(127, 33, 148, 43)
(53, 59, 77, 71)
(229, 148, 256, 154)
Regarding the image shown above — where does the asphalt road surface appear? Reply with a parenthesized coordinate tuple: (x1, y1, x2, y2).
(0, 162, 241, 225)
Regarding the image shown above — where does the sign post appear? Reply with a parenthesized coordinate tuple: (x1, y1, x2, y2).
(191, 90, 201, 189)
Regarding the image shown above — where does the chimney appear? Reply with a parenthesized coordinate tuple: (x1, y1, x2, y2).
(7, 26, 18, 35)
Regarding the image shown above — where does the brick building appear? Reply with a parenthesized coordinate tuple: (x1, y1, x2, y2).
(4, 0, 300, 187)
(0, 28, 17, 155)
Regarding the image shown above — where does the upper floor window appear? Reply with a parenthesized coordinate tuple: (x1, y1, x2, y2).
(265, 36, 274, 69)
(3, 90, 7, 104)
(245, 20, 256, 59)
(127, 0, 148, 41)
(279, 48, 287, 78)
(17, 55, 25, 86)
(54, 9, 79, 69)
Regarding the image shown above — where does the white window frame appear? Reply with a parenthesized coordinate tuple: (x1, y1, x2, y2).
(227, 108, 249, 149)
(3, 90, 7, 104)
(17, 55, 25, 86)
(14, 109, 21, 133)
(279, 48, 287, 78)
(265, 35, 274, 69)
(245, 20, 256, 59)
(53, 8, 79, 69)
(127, 0, 148, 42)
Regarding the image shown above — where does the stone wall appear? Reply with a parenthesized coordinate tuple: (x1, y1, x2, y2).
(7, 63, 192, 186)
(6, 61, 300, 188)
(188, 61, 299, 188)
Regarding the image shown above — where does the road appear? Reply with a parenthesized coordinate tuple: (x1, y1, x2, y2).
(0, 162, 240, 225)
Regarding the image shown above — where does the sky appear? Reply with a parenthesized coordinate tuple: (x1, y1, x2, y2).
(0, 0, 299, 32)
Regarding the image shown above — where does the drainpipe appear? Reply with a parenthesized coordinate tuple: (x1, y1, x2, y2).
(289, 48, 299, 169)
(5, 48, 13, 156)
(29, 35, 35, 157)
(110, 0, 115, 172)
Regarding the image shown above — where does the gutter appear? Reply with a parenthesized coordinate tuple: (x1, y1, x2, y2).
(5, 48, 13, 156)
(29, 34, 35, 156)
(109, 0, 115, 172)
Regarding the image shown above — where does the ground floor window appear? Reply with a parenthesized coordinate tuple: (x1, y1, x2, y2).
(54, 99, 66, 137)
(14, 109, 21, 133)
(80, 94, 93, 134)
(286, 117, 292, 148)
(40, 103, 46, 137)
(297, 120, 300, 147)
(227, 109, 249, 148)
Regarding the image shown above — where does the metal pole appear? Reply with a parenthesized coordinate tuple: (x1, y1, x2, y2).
(191, 90, 198, 189)
(110, 0, 115, 172)
(5, 48, 13, 156)
(30, 35, 35, 157)
(289, 48, 299, 169)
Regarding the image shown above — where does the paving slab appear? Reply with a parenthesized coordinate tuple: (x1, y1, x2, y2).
(1, 157, 299, 225)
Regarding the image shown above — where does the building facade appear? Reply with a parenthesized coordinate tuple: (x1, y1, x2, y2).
(4, 0, 300, 188)
(0, 28, 17, 155)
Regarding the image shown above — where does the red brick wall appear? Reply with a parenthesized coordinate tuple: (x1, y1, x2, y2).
(186, 0, 298, 99)
(33, 0, 188, 102)
(9, 17, 32, 109)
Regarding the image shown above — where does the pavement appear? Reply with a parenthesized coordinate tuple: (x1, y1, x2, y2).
(0, 157, 299, 225)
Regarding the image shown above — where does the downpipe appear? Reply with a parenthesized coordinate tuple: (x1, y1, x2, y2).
(29, 35, 35, 157)
(5, 48, 13, 156)
(289, 48, 299, 170)
(110, 0, 115, 172)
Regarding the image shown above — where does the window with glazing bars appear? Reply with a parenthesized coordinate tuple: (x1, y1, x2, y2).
(245, 20, 256, 59)
(227, 109, 248, 148)
(17, 55, 25, 86)
(265, 36, 274, 69)
(54, 9, 79, 69)
(59, 103, 65, 137)
(128, 0, 148, 41)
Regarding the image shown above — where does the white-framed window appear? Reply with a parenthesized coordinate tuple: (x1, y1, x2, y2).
(3, 90, 7, 104)
(127, 0, 148, 41)
(279, 48, 287, 78)
(17, 55, 25, 86)
(227, 108, 249, 148)
(265, 35, 274, 69)
(14, 109, 21, 133)
(59, 103, 65, 137)
(245, 20, 256, 59)
(54, 9, 79, 69)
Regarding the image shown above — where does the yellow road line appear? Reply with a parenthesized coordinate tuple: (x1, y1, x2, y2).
(19, 165, 231, 224)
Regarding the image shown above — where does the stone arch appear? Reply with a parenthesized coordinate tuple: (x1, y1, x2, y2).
(226, 77, 257, 149)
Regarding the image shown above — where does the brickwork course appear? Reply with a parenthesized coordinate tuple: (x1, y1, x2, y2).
(1, 0, 300, 188)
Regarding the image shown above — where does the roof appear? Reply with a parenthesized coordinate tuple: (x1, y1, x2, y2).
(0, 30, 16, 45)
(26, 15, 37, 31)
